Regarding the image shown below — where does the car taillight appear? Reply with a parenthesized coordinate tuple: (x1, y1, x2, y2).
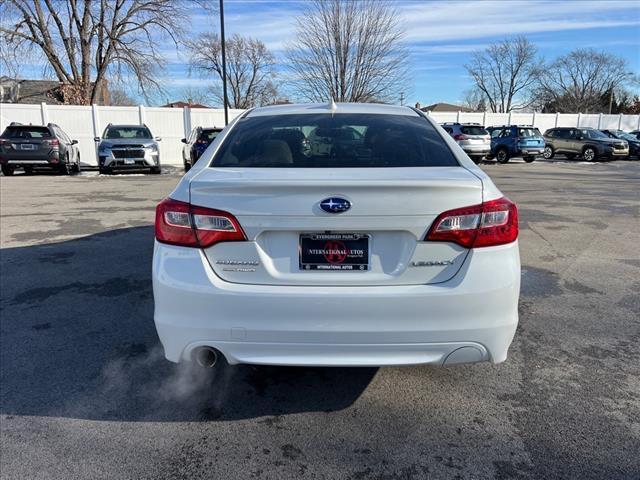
(425, 197, 518, 248)
(196, 139, 208, 144)
(155, 198, 246, 248)
(453, 134, 468, 141)
(45, 139, 60, 147)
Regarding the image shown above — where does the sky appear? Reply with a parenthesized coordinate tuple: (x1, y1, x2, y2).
(10, 0, 640, 106)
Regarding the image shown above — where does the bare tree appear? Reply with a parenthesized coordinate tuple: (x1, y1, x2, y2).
(461, 88, 488, 112)
(465, 36, 542, 113)
(189, 33, 277, 109)
(109, 86, 137, 106)
(286, 0, 408, 103)
(0, 0, 194, 104)
(536, 49, 635, 113)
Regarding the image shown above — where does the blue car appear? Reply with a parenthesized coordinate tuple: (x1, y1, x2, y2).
(487, 125, 545, 164)
(181, 127, 223, 171)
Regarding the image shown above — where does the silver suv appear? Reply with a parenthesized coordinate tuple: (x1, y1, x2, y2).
(441, 122, 490, 164)
(95, 124, 161, 174)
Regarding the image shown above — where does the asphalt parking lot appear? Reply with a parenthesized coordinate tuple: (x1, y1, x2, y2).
(1, 160, 639, 480)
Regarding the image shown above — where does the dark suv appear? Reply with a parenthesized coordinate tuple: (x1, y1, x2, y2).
(543, 127, 629, 161)
(487, 125, 545, 163)
(0, 122, 80, 176)
(601, 129, 639, 159)
(181, 126, 223, 171)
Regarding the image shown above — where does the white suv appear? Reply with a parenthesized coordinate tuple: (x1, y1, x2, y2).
(153, 103, 520, 369)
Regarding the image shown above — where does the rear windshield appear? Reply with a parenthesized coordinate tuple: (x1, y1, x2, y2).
(199, 129, 221, 142)
(212, 113, 458, 168)
(2, 126, 52, 139)
(104, 126, 152, 139)
(461, 126, 488, 136)
(518, 128, 541, 137)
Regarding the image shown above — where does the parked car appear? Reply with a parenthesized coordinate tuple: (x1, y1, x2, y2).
(95, 124, 161, 174)
(543, 127, 629, 161)
(600, 129, 640, 159)
(628, 130, 640, 140)
(486, 125, 545, 163)
(181, 126, 223, 171)
(440, 122, 490, 164)
(153, 102, 520, 370)
(0, 122, 80, 176)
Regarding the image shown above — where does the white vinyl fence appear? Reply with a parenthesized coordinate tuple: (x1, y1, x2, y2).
(0, 103, 243, 167)
(1, 102, 639, 167)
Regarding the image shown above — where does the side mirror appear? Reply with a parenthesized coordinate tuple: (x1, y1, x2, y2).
(94, 137, 100, 142)
(72, 139, 78, 145)
(181, 138, 187, 143)
(155, 136, 162, 142)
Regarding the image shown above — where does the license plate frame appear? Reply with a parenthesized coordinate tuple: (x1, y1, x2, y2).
(299, 233, 370, 271)
(20, 144, 36, 150)
(123, 158, 135, 165)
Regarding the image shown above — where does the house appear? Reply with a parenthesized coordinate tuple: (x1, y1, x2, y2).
(0, 77, 109, 105)
(162, 100, 209, 109)
(419, 102, 474, 113)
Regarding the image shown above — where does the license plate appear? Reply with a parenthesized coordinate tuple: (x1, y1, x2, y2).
(124, 159, 135, 165)
(299, 233, 369, 271)
(20, 144, 35, 150)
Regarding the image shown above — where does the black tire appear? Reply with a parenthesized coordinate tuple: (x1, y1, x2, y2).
(543, 145, 554, 159)
(58, 157, 70, 175)
(470, 156, 482, 165)
(565, 153, 577, 160)
(1, 165, 15, 176)
(150, 166, 161, 174)
(184, 162, 191, 172)
(523, 156, 535, 163)
(582, 147, 597, 162)
(496, 148, 510, 164)
(72, 153, 81, 174)
(24, 166, 34, 175)
(98, 166, 112, 175)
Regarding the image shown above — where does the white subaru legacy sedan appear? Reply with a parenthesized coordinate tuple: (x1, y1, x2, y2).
(153, 103, 520, 368)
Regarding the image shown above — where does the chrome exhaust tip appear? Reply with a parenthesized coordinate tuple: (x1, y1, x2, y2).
(194, 347, 218, 368)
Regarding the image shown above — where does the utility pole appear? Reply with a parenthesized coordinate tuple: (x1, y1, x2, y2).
(608, 83, 614, 115)
(399, 92, 405, 106)
(220, 0, 229, 125)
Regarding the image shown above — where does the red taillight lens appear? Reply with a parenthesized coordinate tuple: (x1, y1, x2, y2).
(155, 198, 246, 248)
(45, 139, 60, 147)
(453, 134, 468, 141)
(425, 197, 518, 248)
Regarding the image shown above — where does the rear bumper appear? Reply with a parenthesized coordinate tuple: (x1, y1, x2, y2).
(153, 240, 521, 367)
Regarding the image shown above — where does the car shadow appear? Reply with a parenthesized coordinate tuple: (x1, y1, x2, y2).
(0, 226, 377, 422)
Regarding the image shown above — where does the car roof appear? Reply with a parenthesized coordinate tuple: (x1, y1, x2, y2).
(245, 102, 419, 118)
(107, 124, 148, 128)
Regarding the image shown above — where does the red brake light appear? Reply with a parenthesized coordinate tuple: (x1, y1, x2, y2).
(46, 139, 60, 147)
(155, 198, 246, 248)
(425, 197, 518, 248)
(453, 134, 468, 141)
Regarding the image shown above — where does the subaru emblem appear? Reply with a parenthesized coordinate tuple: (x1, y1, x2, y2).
(320, 197, 351, 214)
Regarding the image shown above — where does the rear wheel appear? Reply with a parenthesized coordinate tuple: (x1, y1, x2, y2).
(184, 162, 191, 172)
(1, 165, 15, 176)
(470, 156, 483, 164)
(98, 166, 112, 175)
(150, 166, 161, 174)
(496, 148, 510, 164)
(543, 146, 554, 159)
(583, 147, 596, 162)
(24, 166, 34, 175)
(58, 157, 70, 175)
(72, 153, 81, 173)
(523, 156, 535, 163)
